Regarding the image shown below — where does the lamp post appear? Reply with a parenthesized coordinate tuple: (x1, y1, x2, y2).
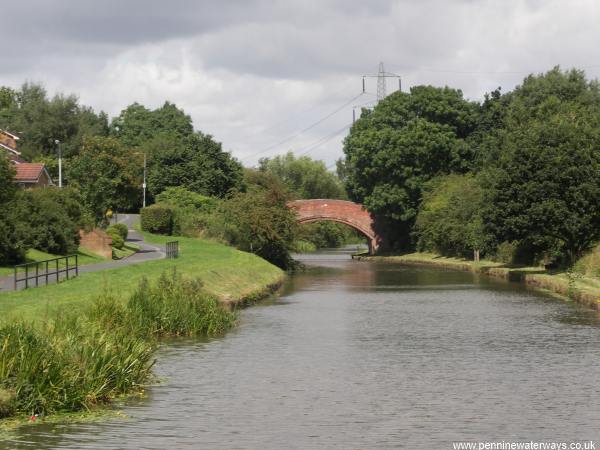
(54, 139, 62, 188)
(142, 152, 147, 209)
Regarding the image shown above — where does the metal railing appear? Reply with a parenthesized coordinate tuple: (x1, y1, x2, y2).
(14, 255, 79, 290)
(166, 241, 179, 259)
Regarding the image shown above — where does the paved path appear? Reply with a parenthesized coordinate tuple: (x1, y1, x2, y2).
(0, 214, 165, 292)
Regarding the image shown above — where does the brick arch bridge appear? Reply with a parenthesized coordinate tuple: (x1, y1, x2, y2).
(287, 199, 383, 254)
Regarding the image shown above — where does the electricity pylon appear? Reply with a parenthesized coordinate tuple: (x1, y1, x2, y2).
(362, 62, 402, 102)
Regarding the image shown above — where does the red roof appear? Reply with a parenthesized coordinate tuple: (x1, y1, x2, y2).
(14, 163, 45, 182)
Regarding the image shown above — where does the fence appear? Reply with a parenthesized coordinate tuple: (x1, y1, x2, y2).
(14, 254, 79, 290)
(166, 241, 179, 259)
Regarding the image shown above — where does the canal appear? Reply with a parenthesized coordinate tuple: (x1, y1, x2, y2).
(7, 248, 600, 449)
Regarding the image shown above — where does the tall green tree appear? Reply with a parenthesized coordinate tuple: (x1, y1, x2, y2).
(484, 68, 600, 263)
(342, 86, 479, 248)
(144, 132, 243, 198)
(259, 152, 346, 199)
(110, 101, 194, 148)
(67, 136, 143, 220)
(415, 174, 490, 258)
(0, 82, 108, 160)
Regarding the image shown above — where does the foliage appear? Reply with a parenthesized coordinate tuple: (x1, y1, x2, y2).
(110, 101, 194, 148)
(415, 174, 491, 258)
(0, 272, 235, 417)
(155, 186, 217, 212)
(107, 223, 128, 241)
(67, 136, 143, 221)
(296, 221, 364, 250)
(106, 229, 125, 250)
(259, 152, 346, 199)
(573, 244, 600, 278)
(91, 271, 236, 338)
(140, 204, 174, 235)
(7, 188, 85, 257)
(483, 68, 600, 264)
(143, 132, 244, 199)
(110, 102, 243, 200)
(342, 86, 478, 248)
(493, 241, 519, 265)
(0, 82, 108, 160)
(205, 169, 298, 269)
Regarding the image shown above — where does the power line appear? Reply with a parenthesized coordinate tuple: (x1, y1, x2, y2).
(241, 92, 364, 162)
(294, 122, 352, 157)
(255, 84, 359, 136)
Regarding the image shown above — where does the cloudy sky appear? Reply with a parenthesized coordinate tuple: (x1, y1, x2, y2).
(2, 0, 599, 166)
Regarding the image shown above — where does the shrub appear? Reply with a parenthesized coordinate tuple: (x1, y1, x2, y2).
(155, 187, 218, 213)
(141, 204, 173, 235)
(107, 223, 128, 240)
(8, 187, 85, 257)
(107, 229, 125, 249)
(494, 241, 519, 264)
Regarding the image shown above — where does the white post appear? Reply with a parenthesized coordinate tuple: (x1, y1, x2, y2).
(55, 139, 62, 188)
(142, 152, 147, 209)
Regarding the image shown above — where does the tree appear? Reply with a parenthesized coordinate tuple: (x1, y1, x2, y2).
(67, 136, 143, 221)
(0, 156, 27, 264)
(110, 101, 194, 148)
(342, 86, 479, 248)
(11, 188, 86, 255)
(0, 82, 108, 160)
(485, 94, 600, 263)
(215, 170, 297, 269)
(258, 152, 346, 199)
(415, 174, 490, 259)
(145, 132, 243, 198)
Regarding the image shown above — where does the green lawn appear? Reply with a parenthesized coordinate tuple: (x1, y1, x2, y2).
(0, 248, 106, 277)
(0, 233, 284, 324)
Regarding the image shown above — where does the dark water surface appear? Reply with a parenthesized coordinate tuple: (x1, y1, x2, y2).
(6, 249, 600, 449)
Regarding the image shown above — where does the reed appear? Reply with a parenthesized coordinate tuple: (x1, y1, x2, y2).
(0, 271, 236, 418)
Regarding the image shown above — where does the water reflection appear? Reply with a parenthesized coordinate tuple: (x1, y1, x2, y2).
(5, 248, 600, 449)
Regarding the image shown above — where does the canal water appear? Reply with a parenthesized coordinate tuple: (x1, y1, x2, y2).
(6, 248, 600, 449)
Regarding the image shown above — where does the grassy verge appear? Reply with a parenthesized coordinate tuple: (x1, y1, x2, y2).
(0, 233, 285, 426)
(0, 233, 285, 324)
(358, 252, 600, 309)
(0, 248, 106, 277)
(0, 272, 236, 422)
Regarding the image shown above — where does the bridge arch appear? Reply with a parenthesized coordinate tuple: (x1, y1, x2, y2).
(287, 199, 381, 254)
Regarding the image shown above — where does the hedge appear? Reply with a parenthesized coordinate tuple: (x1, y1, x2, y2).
(140, 204, 174, 235)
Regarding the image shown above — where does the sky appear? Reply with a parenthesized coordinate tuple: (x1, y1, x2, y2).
(2, 0, 599, 167)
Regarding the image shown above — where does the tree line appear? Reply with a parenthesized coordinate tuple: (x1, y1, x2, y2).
(341, 67, 600, 266)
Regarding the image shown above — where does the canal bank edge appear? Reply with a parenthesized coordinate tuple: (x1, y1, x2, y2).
(355, 253, 600, 310)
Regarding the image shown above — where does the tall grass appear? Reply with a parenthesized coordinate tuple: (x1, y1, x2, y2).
(0, 271, 236, 418)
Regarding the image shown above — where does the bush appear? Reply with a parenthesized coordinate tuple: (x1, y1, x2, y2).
(107, 229, 125, 249)
(7, 187, 85, 258)
(107, 223, 128, 240)
(141, 204, 174, 235)
(155, 187, 218, 213)
(494, 241, 518, 264)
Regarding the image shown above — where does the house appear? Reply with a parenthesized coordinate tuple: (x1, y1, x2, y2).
(1, 129, 54, 187)
(0, 129, 26, 164)
(13, 163, 54, 188)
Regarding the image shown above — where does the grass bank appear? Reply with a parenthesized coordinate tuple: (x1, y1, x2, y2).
(356, 252, 600, 309)
(0, 248, 106, 277)
(0, 233, 284, 425)
(0, 232, 285, 324)
(0, 272, 236, 421)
